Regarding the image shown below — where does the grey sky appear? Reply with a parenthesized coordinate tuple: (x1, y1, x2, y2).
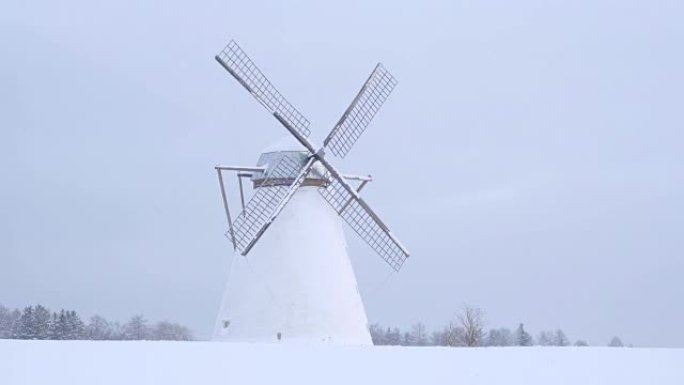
(1, 0, 682, 346)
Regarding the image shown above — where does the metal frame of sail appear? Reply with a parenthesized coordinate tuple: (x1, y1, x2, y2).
(214, 40, 410, 269)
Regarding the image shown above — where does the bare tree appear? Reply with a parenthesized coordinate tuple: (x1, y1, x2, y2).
(152, 321, 193, 341)
(553, 329, 570, 346)
(444, 322, 465, 347)
(431, 329, 448, 346)
(401, 331, 413, 346)
(85, 315, 113, 340)
(537, 330, 554, 346)
(385, 327, 402, 345)
(457, 305, 484, 347)
(410, 322, 429, 346)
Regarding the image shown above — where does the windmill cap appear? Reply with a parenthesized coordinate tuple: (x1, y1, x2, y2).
(252, 151, 328, 188)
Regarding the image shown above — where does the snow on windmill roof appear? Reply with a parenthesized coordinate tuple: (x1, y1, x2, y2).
(252, 137, 327, 187)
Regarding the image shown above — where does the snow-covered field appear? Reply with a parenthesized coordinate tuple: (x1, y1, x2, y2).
(2, 340, 683, 384)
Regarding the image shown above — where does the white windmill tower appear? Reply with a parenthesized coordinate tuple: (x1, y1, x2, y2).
(212, 40, 409, 345)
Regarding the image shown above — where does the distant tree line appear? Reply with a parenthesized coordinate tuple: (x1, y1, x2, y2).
(0, 303, 193, 341)
(370, 305, 627, 348)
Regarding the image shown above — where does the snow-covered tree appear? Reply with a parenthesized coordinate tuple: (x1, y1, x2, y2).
(45, 309, 84, 340)
(574, 340, 588, 346)
(537, 330, 554, 346)
(33, 305, 51, 340)
(0, 305, 20, 339)
(485, 328, 513, 346)
(64, 310, 85, 339)
(0, 304, 7, 338)
(385, 327, 402, 346)
(123, 315, 150, 340)
(401, 331, 413, 346)
(110, 321, 124, 340)
(85, 315, 112, 340)
(48, 310, 68, 340)
(536, 329, 569, 346)
(608, 336, 624, 347)
(514, 323, 533, 346)
(47, 312, 62, 340)
(16, 306, 36, 339)
(368, 323, 386, 345)
(2, 304, 194, 341)
(152, 321, 193, 341)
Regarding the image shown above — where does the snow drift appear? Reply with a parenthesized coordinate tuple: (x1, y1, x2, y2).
(2, 340, 682, 384)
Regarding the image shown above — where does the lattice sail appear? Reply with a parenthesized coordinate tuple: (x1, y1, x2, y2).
(318, 169, 409, 271)
(324, 63, 398, 158)
(216, 40, 311, 138)
(229, 155, 314, 255)
(216, 40, 409, 268)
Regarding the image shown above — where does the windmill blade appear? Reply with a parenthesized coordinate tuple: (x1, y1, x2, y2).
(216, 40, 311, 139)
(318, 167, 409, 271)
(229, 155, 316, 256)
(323, 63, 398, 158)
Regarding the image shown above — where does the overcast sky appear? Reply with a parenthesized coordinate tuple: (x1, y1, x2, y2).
(2, 0, 683, 346)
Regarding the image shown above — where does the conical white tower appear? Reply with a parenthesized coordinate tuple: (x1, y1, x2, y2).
(213, 187, 372, 344)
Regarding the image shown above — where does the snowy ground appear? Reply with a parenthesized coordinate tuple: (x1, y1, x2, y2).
(2, 340, 682, 384)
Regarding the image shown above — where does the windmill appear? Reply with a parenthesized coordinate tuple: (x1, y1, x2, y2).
(212, 40, 409, 344)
